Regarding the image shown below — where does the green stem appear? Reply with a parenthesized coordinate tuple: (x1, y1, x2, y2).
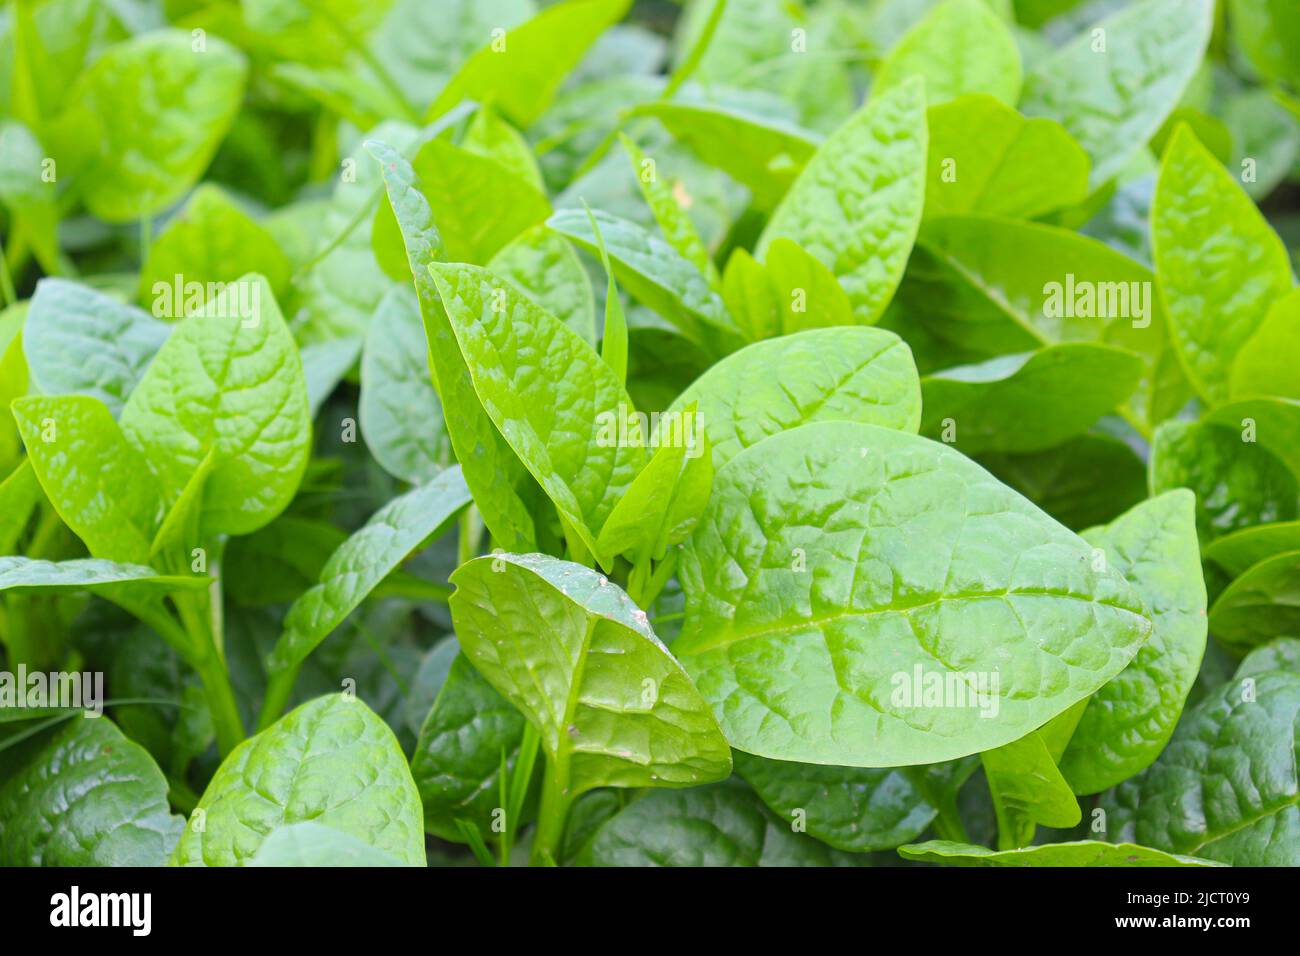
(530, 755, 574, 867)
(174, 591, 244, 755)
(316, 2, 418, 122)
(458, 505, 480, 567)
(258, 664, 300, 732)
(0, 232, 17, 306)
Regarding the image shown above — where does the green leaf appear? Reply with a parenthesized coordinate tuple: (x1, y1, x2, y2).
(401, 137, 552, 266)
(171, 694, 426, 866)
(621, 135, 717, 283)
(1060, 491, 1207, 794)
(118, 274, 311, 539)
(0, 461, 41, 556)
(920, 344, 1143, 455)
(449, 553, 732, 796)
(428, 0, 632, 128)
(874, 0, 1022, 106)
(595, 404, 712, 568)
(734, 752, 941, 852)
(1152, 125, 1294, 405)
(429, 261, 647, 552)
(1021, 0, 1214, 189)
(1231, 289, 1300, 401)
(576, 778, 863, 866)
(581, 202, 628, 383)
(139, 185, 291, 309)
(1099, 671, 1300, 865)
(359, 286, 453, 484)
(12, 395, 161, 563)
(267, 467, 470, 674)
(756, 77, 927, 324)
(22, 279, 170, 418)
(0, 716, 183, 865)
(463, 105, 545, 191)
(246, 821, 410, 866)
(978, 435, 1148, 532)
(1209, 551, 1300, 652)
(367, 137, 537, 553)
(410, 651, 527, 842)
(907, 215, 1190, 428)
(980, 730, 1082, 847)
(488, 226, 596, 346)
(899, 839, 1223, 867)
(65, 30, 247, 222)
(723, 240, 856, 342)
(669, 327, 921, 470)
(630, 100, 819, 211)
(548, 208, 740, 355)
(0, 556, 207, 599)
(1206, 520, 1300, 578)
(1149, 420, 1297, 543)
(1235, 638, 1300, 680)
(675, 421, 1151, 767)
(924, 94, 1089, 220)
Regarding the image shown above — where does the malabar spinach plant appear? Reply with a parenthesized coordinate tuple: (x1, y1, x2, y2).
(0, 0, 1298, 869)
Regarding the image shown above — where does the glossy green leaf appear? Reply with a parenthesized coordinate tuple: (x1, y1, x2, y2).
(410, 652, 527, 842)
(756, 78, 927, 324)
(899, 839, 1222, 867)
(978, 435, 1147, 533)
(1021, 0, 1214, 189)
(246, 821, 410, 867)
(874, 0, 1021, 106)
(1231, 289, 1300, 402)
(119, 274, 311, 538)
(676, 421, 1151, 767)
(367, 137, 537, 553)
(449, 553, 732, 796)
(669, 327, 921, 469)
(980, 730, 1082, 847)
(1099, 671, 1300, 865)
(0, 556, 207, 599)
(722, 240, 856, 342)
(359, 286, 452, 484)
(1209, 551, 1300, 651)
(489, 226, 596, 346)
(924, 94, 1089, 220)
(548, 208, 739, 355)
(0, 716, 182, 866)
(576, 778, 864, 866)
(430, 261, 647, 552)
(267, 467, 471, 674)
(66, 30, 247, 222)
(920, 344, 1143, 455)
(0, 461, 41, 556)
(631, 100, 819, 211)
(139, 185, 290, 309)
(12, 395, 161, 563)
(1206, 520, 1300, 578)
(463, 105, 545, 191)
(403, 137, 551, 266)
(1152, 125, 1294, 405)
(171, 694, 426, 866)
(428, 0, 631, 127)
(621, 135, 716, 282)
(22, 279, 170, 418)
(1235, 638, 1300, 679)
(1061, 491, 1207, 794)
(906, 215, 1190, 428)
(734, 752, 940, 852)
(595, 404, 712, 567)
(1149, 420, 1297, 543)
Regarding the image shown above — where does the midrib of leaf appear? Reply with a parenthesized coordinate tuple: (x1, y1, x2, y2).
(681, 585, 1147, 657)
(1191, 792, 1300, 856)
(556, 613, 599, 776)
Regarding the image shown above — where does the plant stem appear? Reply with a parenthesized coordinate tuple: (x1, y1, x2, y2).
(458, 505, 480, 567)
(193, 648, 245, 757)
(0, 233, 17, 306)
(258, 664, 300, 731)
(530, 755, 574, 866)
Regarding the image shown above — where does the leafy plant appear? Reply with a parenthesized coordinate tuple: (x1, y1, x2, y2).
(1, 0, 1298, 871)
